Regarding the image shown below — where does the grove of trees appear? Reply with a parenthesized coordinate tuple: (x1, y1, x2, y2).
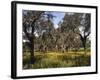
(23, 10, 91, 66)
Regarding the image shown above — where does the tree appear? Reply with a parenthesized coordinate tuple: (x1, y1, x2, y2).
(78, 14, 91, 54)
(60, 13, 91, 54)
(23, 11, 55, 64)
(23, 11, 44, 64)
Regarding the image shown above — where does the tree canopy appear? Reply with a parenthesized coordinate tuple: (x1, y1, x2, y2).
(23, 11, 91, 65)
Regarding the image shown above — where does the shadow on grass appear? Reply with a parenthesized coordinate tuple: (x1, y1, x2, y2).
(23, 52, 91, 69)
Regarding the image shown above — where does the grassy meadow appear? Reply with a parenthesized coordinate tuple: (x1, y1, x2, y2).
(22, 11, 91, 69)
(23, 50, 91, 69)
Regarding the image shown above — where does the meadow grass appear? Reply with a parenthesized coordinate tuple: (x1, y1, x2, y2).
(23, 51, 91, 69)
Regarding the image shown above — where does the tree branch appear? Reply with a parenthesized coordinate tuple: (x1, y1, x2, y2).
(86, 32, 90, 37)
(31, 12, 43, 34)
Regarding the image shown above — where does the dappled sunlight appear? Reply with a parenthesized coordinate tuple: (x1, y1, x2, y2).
(23, 51, 91, 69)
(22, 10, 91, 69)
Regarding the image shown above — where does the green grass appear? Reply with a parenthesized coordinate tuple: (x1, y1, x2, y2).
(23, 51, 91, 69)
(71, 48, 91, 52)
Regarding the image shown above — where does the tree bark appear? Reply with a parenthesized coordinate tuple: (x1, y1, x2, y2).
(81, 36, 87, 54)
(83, 38, 86, 54)
(29, 37, 35, 66)
(78, 33, 87, 54)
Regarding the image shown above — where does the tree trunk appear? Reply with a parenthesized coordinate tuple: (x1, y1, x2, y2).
(83, 43, 86, 54)
(82, 38, 87, 54)
(79, 34, 87, 54)
(29, 39, 35, 65)
(61, 45, 66, 53)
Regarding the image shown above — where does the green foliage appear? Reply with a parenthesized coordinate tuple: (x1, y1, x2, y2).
(23, 51, 91, 69)
(23, 11, 91, 69)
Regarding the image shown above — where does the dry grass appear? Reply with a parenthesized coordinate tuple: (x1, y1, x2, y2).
(23, 51, 91, 69)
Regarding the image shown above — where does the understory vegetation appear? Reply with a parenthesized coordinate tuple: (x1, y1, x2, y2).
(22, 10, 91, 69)
(23, 50, 91, 69)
